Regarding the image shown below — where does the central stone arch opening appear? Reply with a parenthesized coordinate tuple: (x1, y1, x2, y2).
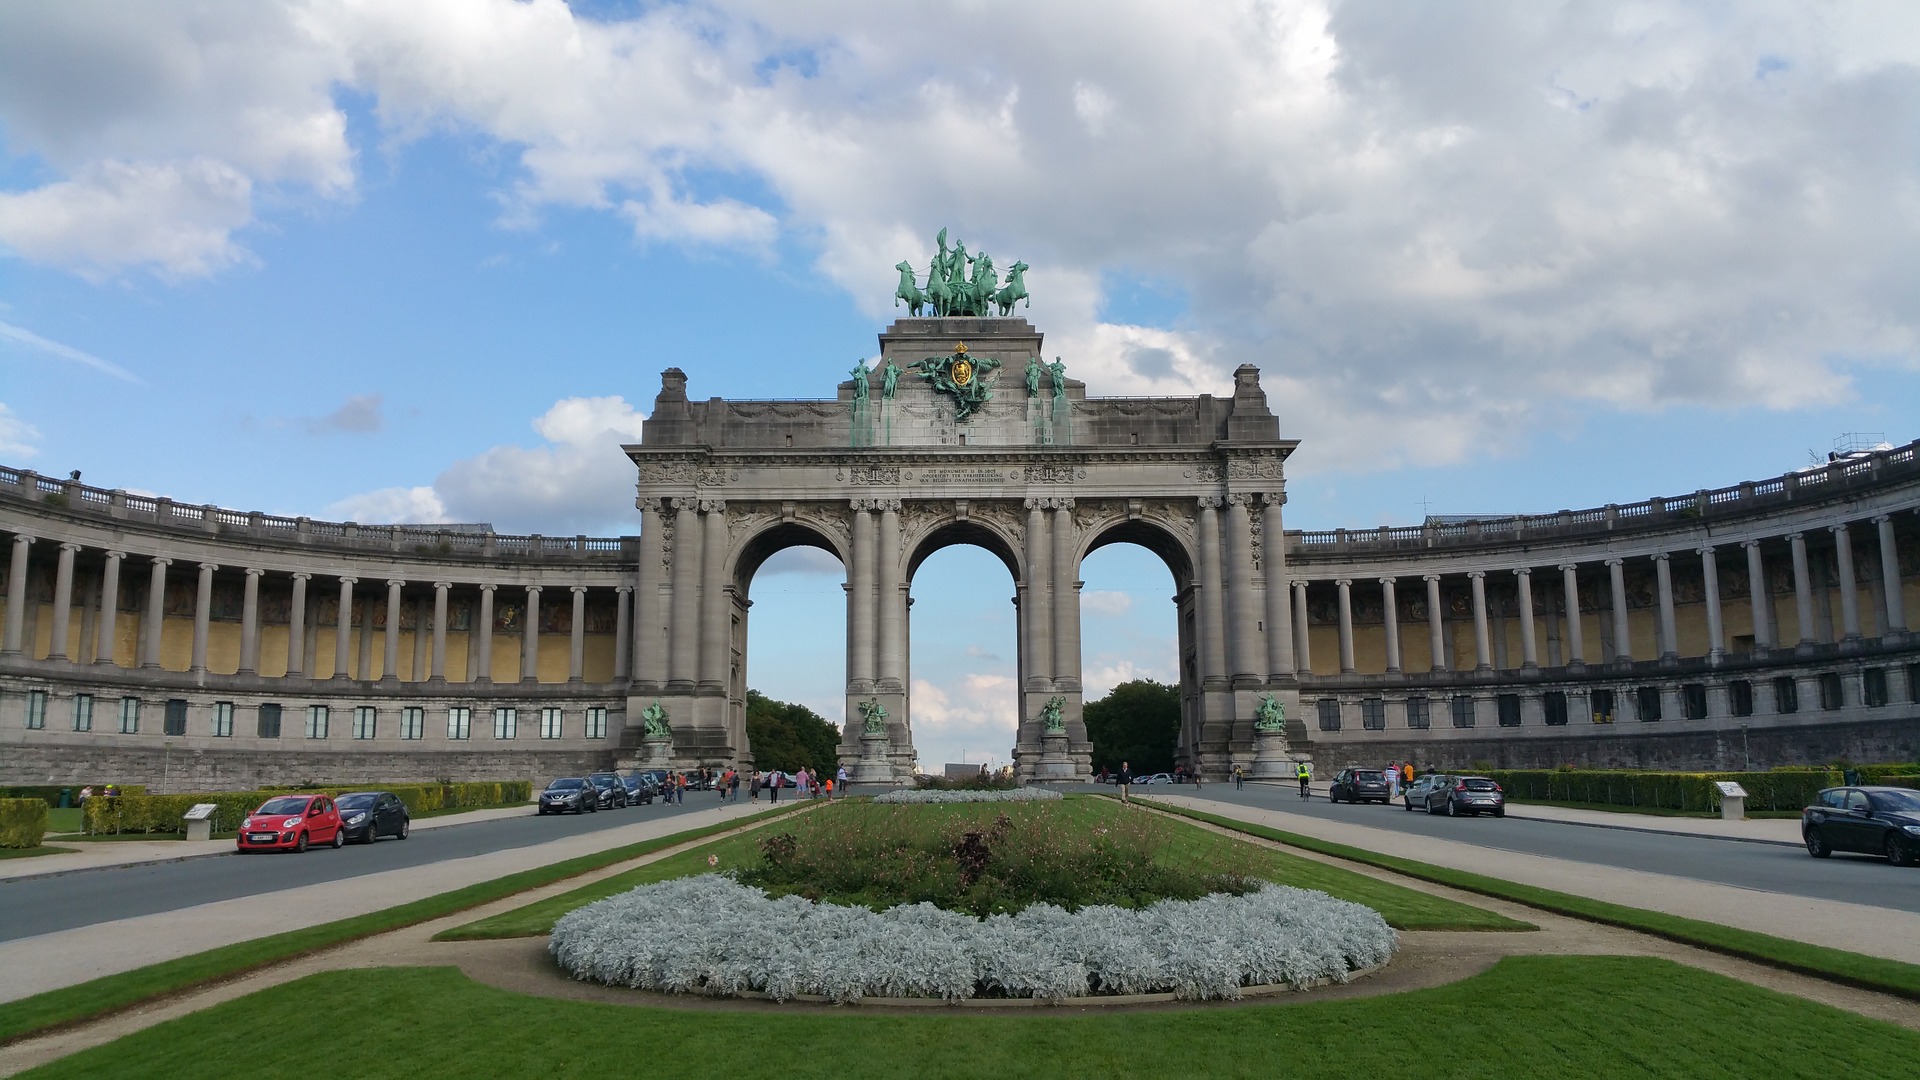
(900, 520, 1024, 777)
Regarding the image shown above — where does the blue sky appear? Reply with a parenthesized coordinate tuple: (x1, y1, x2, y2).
(3, 1, 1918, 768)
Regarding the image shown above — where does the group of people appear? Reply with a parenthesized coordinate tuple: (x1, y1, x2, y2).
(745, 764, 850, 803)
(1380, 761, 1417, 800)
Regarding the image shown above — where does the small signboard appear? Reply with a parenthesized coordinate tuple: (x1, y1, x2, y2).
(1713, 782, 1747, 799)
(183, 803, 219, 821)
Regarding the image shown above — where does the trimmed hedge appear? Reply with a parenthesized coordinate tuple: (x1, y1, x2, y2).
(0, 785, 147, 807)
(82, 780, 533, 836)
(0, 798, 49, 848)
(1484, 768, 1842, 813)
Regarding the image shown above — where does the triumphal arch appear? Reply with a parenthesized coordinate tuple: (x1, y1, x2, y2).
(625, 235, 1299, 781)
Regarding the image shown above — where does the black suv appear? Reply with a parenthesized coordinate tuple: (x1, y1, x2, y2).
(620, 773, 657, 806)
(587, 772, 628, 809)
(1802, 786, 1920, 865)
(538, 777, 596, 815)
(1329, 768, 1392, 804)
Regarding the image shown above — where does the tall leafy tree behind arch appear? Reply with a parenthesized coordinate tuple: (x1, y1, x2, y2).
(1082, 679, 1179, 773)
(745, 690, 841, 774)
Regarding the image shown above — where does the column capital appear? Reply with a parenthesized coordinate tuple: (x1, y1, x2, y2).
(1378, 576, 1396, 586)
(1872, 513, 1893, 525)
(104, 549, 126, 561)
(698, 499, 726, 513)
(1695, 545, 1716, 557)
(477, 582, 497, 593)
(1195, 495, 1224, 509)
(1650, 552, 1670, 564)
(669, 496, 700, 513)
(1604, 557, 1624, 567)
(1334, 577, 1352, 587)
(1557, 562, 1579, 572)
(58, 541, 81, 554)
(198, 561, 219, 573)
(10, 534, 31, 547)
(385, 578, 406, 589)
(1512, 567, 1532, 578)
(1741, 538, 1764, 549)
(1829, 522, 1851, 536)
(1467, 570, 1486, 580)
(337, 574, 357, 585)
(525, 584, 542, 594)
(615, 584, 633, 595)
(875, 498, 902, 513)
(637, 497, 664, 514)
(1422, 573, 1442, 583)
(433, 581, 452, 590)
(244, 567, 265, 578)
(1784, 531, 1804, 542)
(290, 571, 311, 581)
(569, 584, 588, 595)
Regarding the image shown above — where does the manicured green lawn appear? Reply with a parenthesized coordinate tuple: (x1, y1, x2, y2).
(0, 845, 75, 860)
(23, 956, 1918, 1079)
(45, 808, 81, 834)
(440, 796, 1530, 940)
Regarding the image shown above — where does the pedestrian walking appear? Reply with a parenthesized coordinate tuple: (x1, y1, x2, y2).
(1384, 761, 1400, 801)
(1232, 765, 1244, 790)
(769, 770, 781, 803)
(836, 765, 849, 799)
(1117, 761, 1134, 805)
(729, 769, 741, 800)
(750, 770, 762, 802)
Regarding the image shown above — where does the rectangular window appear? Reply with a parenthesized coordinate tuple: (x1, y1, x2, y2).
(72, 693, 93, 732)
(1361, 697, 1386, 730)
(401, 706, 424, 741)
(119, 697, 140, 734)
(1636, 686, 1662, 722)
(1818, 672, 1844, 711)
(1451, 696, 1475, 728)
(1590, 688, 1615, 724)
(1404, 696, 1430, 730)
(1682, 683, 1708, 721)
(493, 707, 518, 740)
(212, 701, 234, 738)
(25, 689, 47, 730)
(1497, 694, 1521, 727)
(353, 706, 377, 740)
(1543, 691, 1569, 726)
(541, 707, 563, 740)
(1729, 680, 1754, 717)
(448, 706, 471, 741)
(163, 698, 188, 737)
(305, 705, 329, 740)
(1863, 667, 1888, 708)
(1316, 698, 1341, 732)
(257, 703, 282, 739)
(585, 706, 608, 739)
(1774, 676, 1798, 714)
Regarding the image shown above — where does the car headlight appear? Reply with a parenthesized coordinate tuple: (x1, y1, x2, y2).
(1904, 825, 1920, 837)
(282, 817, 304, 828)
(347, 813, 368, 825)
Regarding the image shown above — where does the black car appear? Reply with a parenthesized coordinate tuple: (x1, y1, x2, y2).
(334, 790, 411, 843)
(1424, 775, 1506, 817)
(1802, 786, 1920, 866)
(587, 772, 628, 809)
(620, 773, 657, 806)
(538, 777, 597, 815)
(1329, 768, 1392, 804)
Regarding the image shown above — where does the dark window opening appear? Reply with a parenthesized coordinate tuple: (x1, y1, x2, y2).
(1863, 667, 1888, 708)
(1405, 696, 1430, 730)
(1497, 694, 1521, 727)
(163, 698, 188, 737)
(1729, 680, 1754, 717)
(1361, 697, 1386, 730)
(1451, 696, 1475, 728)
(1773, 676, 1798, 714)
(1818, 672, 1843, 711)
(1543, 691, 1569, 726)
(1317, 698, 1341, 732)
(258, 703, 282, 739)
(1636, 686, 1662, 722)
(1591, 688, 1615, 724)
(1682, 683, 1708, 720)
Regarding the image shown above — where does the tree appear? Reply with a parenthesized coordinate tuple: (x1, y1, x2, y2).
(745, 690, 841, 775)
(1081, 679, 1180, 774)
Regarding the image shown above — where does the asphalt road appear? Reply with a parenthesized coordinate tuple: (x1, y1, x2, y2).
(1141, 780, 1920, 914)
(0, 792, 746, 942)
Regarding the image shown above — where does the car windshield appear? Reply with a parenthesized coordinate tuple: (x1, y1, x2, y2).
(590, 776, 615, 786)
(256, 797, 311, 815)
(336, 794, 376, 809)
(1461, 779, 1499, 791)
(1871, 790, 1920, 813)
(1353, 771, 1384, 781)
(547, 779, 584, 790)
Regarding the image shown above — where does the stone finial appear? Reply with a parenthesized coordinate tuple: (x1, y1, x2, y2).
(658, 368, 689, 401)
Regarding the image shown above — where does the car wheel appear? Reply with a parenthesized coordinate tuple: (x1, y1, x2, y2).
(1446, 799, 1457, 817)
(360, 824, 378, 844)
(1804, 828, 1831, 859)
(330, 827, 345, 849)
(295, 832, 309, 853)
(1426, 799, 1441, 815)
(537, 806, 547, 816)
(1404, 797, 1413, 812)
(1493, 807, 1505, 818)
(1888, 834, 1917, 868)
(397, 819, 410, 840)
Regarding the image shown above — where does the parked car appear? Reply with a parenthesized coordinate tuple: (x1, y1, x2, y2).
(1424, 775, 1506, 817)
(1144, 773, 1175, 785)
(588, 772, 628, 809)
(237, 794, 345, 853)
(1329, 768, 1392, 804)
(620, 773, 657, 806)
(1802, 786, 1920, 865)
(334, 790, 411, 843)
(1403, 773, 1447, 811)
(538, 777, 597, 815)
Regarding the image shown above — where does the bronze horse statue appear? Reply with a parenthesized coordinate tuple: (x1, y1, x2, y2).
(995, 260, 1030, 316)
(894, 261, 927, 316)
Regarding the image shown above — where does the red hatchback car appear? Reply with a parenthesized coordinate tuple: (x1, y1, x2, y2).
(237, 794, 345, 853)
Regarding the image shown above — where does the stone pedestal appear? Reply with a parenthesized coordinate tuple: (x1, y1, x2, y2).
(1030, 730, 1076, 781)
(1248, 730, 1294, 779)
(620, 735, 673, 771)
(851, 731, 896, 782)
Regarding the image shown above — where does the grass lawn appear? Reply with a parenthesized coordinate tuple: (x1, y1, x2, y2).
(45, 808, 81, 834)
(440, 796, 1529, 940)
(0, 845, 76, 860)
(22, 955, 1919, 1079)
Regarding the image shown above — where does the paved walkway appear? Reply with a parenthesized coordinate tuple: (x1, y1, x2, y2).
(1146, 790, 1920, 964)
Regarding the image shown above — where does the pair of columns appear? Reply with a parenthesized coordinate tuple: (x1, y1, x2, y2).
(1019, 498, 1086, 691)
(1196, 494, 1290, 689)
(639, 497, 730, 692)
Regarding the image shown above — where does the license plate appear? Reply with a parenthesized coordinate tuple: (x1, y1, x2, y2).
(247, 833, 276, 842)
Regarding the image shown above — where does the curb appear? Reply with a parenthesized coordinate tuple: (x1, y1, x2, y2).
(1497, 809, 1803, 848)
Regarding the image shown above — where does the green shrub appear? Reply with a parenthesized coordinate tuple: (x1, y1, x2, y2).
(0, 785, 147, 807)
(0, 799, 49, 848)
(82, 780, 533, 835)
(1483, 767, 1843, 813)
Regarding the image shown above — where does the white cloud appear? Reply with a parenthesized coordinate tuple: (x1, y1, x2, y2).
(0, 404, 41, 459)
(0, 159, 254, 279)
(323, 485, 447, 525)
(0, 319, 141, 382)
(909, 674, 1020, 768)
(1080, 590, 1134, 617)
(1082, 657, 1176, 701)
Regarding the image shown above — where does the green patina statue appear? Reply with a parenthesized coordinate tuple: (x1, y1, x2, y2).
(897, 228, 1029, 318)
(849, 358, 871, 402)
(1041, 695, 1066, 733)
(882, 360, 901, 400)
(641, 700, 672, 739)
(859, 698, 888, 735)
(907, 343, 1001, 422)
(1253, 693, 1286, 733)
(1049, 357, 1067, 402)
(1025, 357, 1042, 398)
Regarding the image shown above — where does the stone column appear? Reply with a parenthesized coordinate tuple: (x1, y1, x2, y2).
(239, 567, 263, 673)
(1652, 554, 1678, 661)
(1224, 496, 1261, 683)
(1334, 578, 1356, 673)
(522, 585, 542, 683)
(1261, 498, 1294, 677)
(569, 584, 587, 682)
(1559, 564, 1585, 668)
(431, 581, 450, 682)
(475, 584, 496, 683)
(1291, 581, 1312, 672)
(95, 550, 124, 666)
(191, 562, 217, 673)
(699, 502, 729, 691)
(1052, 502, 1082, 688)
(1607, 558, 1632, 663)
(1380, 578, 1401, 674)
(143, 557, 170, 668)
(1788, 532, 1816, 648)
(1514, 568, 1538, 670)
(849, 502, 876, 690)
(1876, 515, 1908, 636)
(333, 577, 356, 678)
(1196, 498, 1227, 684)
(383, 579, 404, 681)
(1743, 542, 1773, 650)
(634, 499, 663, 685)
(613, 585, 632, 680)
(1832, 523, 1862, 642)
(1699, 546, 1724, 661)
(3, 535, 30, 655)
(878, 501, 904, 689)
(286, 572, 309, 675)
(1424, 574, 1445, 671)
(48, 542, 78, 660)
(1023, 499, 1052, 688)
(669, 499, 700, 689)
(1468, 571, 1492, 671)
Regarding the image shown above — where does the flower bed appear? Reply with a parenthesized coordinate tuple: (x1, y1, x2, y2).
(550, 874, 1395, 1003)
(873, 787, 1062, 805)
